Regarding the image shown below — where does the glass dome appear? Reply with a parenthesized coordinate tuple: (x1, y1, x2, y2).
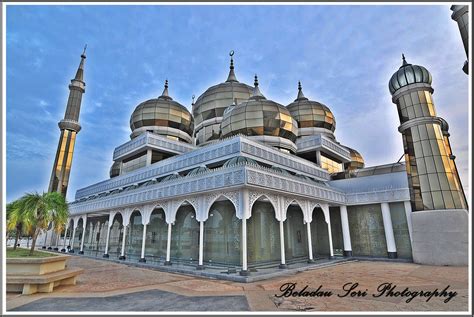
(389, 55, 432, 95)
(130, 81, 194, 142)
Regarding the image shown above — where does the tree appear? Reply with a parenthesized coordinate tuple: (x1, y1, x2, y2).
(6, 200, 24, 250)
(12, 191, 69, 255)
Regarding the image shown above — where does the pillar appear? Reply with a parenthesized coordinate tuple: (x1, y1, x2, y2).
(69, 224, 77, 253)
(42, 229, 48, 249)
(340, 205, 352, 257)
(164, 223, 172, 265)
(381, 202, 397, 258)
(306, 222, 314, 262)
(239, 189, 250, 276)
(61, 225, 68, 252)
(279, 220, 287, 269)
(197, 221, 205, 270)
(79, 217, 87, 254)
(119, 225, 127, 260)
(146, 149, 152, 166)
(103, 224, 111, 258)
(54, 231, 60, 251)
(139, 224, 147, 263)
(403, 201, 413, 243)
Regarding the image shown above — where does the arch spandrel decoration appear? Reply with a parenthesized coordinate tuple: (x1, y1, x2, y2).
(204, 190, 240, 222)
(248, 190, 280, 221)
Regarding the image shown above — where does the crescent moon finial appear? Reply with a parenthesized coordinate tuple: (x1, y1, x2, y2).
(229, 50, 234, 57)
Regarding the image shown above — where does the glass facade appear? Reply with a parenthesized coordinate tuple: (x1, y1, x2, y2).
(310, 208, 330, 257)
(82, 215, 109, 257)
(287, 99, 336, 132)
(108, 213, 124, 258)
(122, 152, 147, 174)
(247, 201, 280, 264)
(329, 207, 344, 255)
(125, 211, 144, 260)
(48, 129, 77, 195)
(284, 205, 308, 260)
(320, 153, 343, 174)
(389, 202, 412, 259)
(145, 209, 168, 263)
(170, 205, 199, 263)
(347, 204, 387, 257)
(204, 200, 241, 266)
(72, 218, 84, 250)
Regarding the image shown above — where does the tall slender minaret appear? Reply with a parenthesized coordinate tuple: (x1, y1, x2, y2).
(48, 47, 86, 196)
(450, 5, 469, 74)
(389, 54, 467, 211)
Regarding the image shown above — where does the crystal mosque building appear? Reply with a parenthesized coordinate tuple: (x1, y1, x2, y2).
(40, 48, 469, 276)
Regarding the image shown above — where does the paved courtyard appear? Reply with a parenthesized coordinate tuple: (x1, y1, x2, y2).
(7, 256, 469, 312)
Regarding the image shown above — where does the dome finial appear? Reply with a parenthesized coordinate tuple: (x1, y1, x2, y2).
(81, 44, 87, 59)
(159, 79, 172, 100)
(295, 81, 307, 101)
(191, 94, 195, 105)
(401, 53, 408, 66)
(226, 50, 238, 83)
(250, 74, 265, 100)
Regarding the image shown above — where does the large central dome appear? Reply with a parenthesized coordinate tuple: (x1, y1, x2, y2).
(130, 81, 194, 143)
(193, 52, 253, 145)
(220, 75, 298, 153)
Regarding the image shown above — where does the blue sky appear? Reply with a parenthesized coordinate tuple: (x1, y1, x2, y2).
(6, 4, 469, 202)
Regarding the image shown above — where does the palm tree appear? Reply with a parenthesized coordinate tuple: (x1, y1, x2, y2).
(6, 200, 24, 250)
(13, 191, 69, 255)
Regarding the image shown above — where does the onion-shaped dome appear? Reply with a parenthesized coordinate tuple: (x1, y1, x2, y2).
(130, 80, 194, 142)
(109, 161, 120, 178)
(223, 156, 258, 167)
(220, 75, 298, 153)
(389, 54, 432, 95)
(160, 172, 182, 182)
(343, 146, 365, 171)
(193, 52, 253, 145)
(287, 82, 336, 136)
(187, 165, 210, 176)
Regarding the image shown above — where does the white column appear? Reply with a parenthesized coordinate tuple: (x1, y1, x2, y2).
(381, 202, 397, 258)
(403, 201, 413, 243)
(146, 149, 152, 166)
(103, 225, 111, 258)
(79, 219, 87, 254)
(197, 221, 204, 269)
(55, 231, 60, 249)
(62, 226, 68, 252)
(306, 222, 314, 262)
(119, 225, 127, 259)
(241, 217, 248, 273)
(340, 205, 352, 256)
(70, 226, 77, 252)
(324, 210, 334, 258)
(165, 223, 172, 265)
(279, 220, 287, 268)
(316, 150, 322, 167)
(139, 224, 147, 262)
(43, 229, 48, 248)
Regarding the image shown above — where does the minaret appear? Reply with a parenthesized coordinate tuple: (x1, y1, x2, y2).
(48, 47, 86, 196)
(388, 54, 467, 211)
(450, 5, 469, 74)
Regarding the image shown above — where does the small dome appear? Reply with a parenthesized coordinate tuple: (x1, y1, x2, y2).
(220, 75, 298, 152)
(193, 53, 253, 145)
(389, 54, 432, 95)
(130, 80, 194, 142)
(344, 146, 365, 170)
(287, 82, 336, 134)
(187, 165, 210, 176)
(109, 161, 120, 178)
(223, 156, 258, 167)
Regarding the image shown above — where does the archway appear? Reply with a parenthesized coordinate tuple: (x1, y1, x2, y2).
(108, 213, 124, 258)
(82, 215, 108, 256)
(284, 204, 308, 261)
(145, 208, 167, 263)
(170, 203, 199, 263)
(125, 210, 143, 260)
(311, 207, 330, 257)
(72, 218, 84, 250)
(204, 199, 241, 266)
(247, 197, 280, 265)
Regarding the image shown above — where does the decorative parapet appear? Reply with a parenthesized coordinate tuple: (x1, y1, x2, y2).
(69, 163, 343, 215)
(296, 134, 351, 162)
(75, 135, 330, 200)
(113, 132, 195, 160)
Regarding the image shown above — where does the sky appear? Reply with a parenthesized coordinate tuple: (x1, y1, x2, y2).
(5, 4, 470, 203)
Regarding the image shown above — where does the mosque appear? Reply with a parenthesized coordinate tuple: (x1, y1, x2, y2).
(40, 45, 468, 275)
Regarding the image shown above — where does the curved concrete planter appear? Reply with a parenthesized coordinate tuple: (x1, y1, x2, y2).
(7, 252, 83, 295)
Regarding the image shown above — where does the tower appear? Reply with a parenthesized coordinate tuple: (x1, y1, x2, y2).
(48, 47, 86, 196)
(388, 54, 468, 265)
(450, 5, 469, 74)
